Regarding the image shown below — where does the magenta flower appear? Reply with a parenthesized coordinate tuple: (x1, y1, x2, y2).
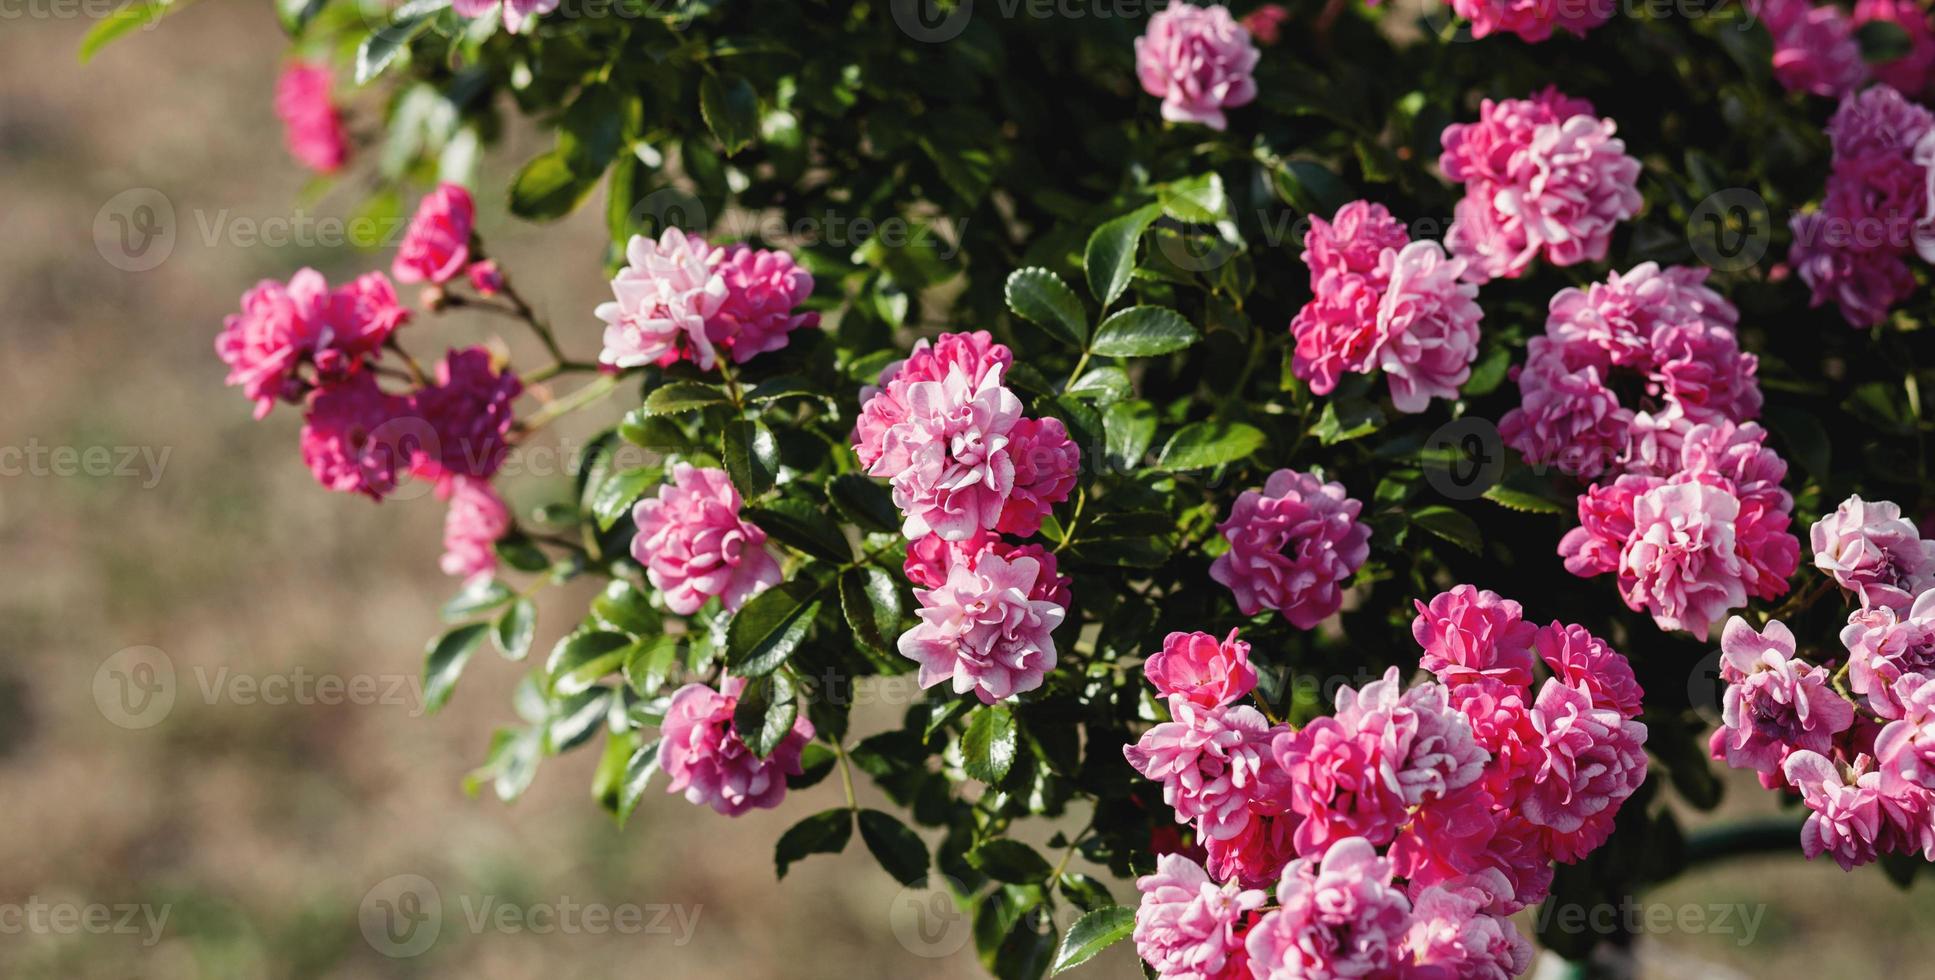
(466, 259, 504, 297)
(299, 373, 413, 500)
(1450, 0, 1611, 43)
(1413, 585, 1539, 689)
(1335, 669, 1490, 809)
(1782, 749, 1885, 869)
(392, 183, 476, 286)
(1126, 700, 1285, 841)
(1244, 838, 1413, 980)
(273, 63, 349, 174)
(903, 531, 1072, 609)
(1855, 0, 1935, 97)
(1757, 0, 1868, 98)
(1146, 629, 1258, 712)
(451, 0, 559, 34)
(657, 678, 814, 816)
(1202, 811, 1300, 891)
(870, 361, 1024, 541)
(217, 268, 408, 418)
(1713, 617, 1854, 778)
(899, 550, 1066, 704)
(1302, 200, 1410, 282)
(1792, 87, 1935, 327)
(1403, 878, 1535, 980)
(1448, 679, 1542, 806)
(1812, 494, 1935, 612)
(852, 331, 1013, 471)
(597, 229, 729, 370)
(710, 244, 820, 364)
(998, 416, 1080, 536)
(1617, 480, 1750, 641)
(1275, 712, 1410, 854)
(1371, 240, 1483, 413)
(439, 475, 510, 584)
(1520, 678, 1648, 862)
(1209, 469, 1371, 628)
(1130, 853, 1266, 980)
(1238, 4, 1290, 45)
(1441, 88, 1641, 282)
(1534, 621, 1643, 720)
(1875, 675, 1935, 795)
(1841, 589, 1935, 719)
(409, 347, 522, 481)
(1289, 269, 1385, 396)
(1134, 3, 1259, 132)
(631, 463, 783, 616)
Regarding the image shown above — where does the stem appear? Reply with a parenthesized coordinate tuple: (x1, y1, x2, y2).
(1682, 816, 1807, 868)
(517, 374, 620, 435)
(1050, 814, 1097, 882)
(1062, 350, 1093, 391)
(386, 337, 430, 387)
(832, 737, 859, 812)
(495, 275, 572, 366)
(526, 359, 601, 384)
(717, 356, 746, 410)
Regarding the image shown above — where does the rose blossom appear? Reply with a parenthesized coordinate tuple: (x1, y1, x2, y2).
(657, 677, 814, 816)
(631, 463, 783, 615)
(1403, 877, 1534, 979)
(1712, 617, 1854, 778)
(709, 243, 820, 364)
(1855, 0, 1935, 97)
(1289, 270, 1386, 396)
(1812, 494, 1935, 612)
(1371, 240, 1482, 413)
(1145, 629, 1257, 711)
(597, 228, 729, 370)
(1782, 749, 1885, 869)
(899, 551, 1066, 704)
(1244, 838, 1413, 980)
(903, 530, 1073, 609)
(1239, 4, 1289, 45)
(1333, 668, 1490, 807)
(1757, 0, 1868, 98)
(1534, 620, 1643, 720)
(273, 63, 349, 174)
(466, 259, 504, 297)
(217, 268, 408, 418)
(439, 475, 511, 584)
(1520, 678, 1649, 862)
(1203, 811, 1300, 890)
(1275, 704, 1413, 854)
(1302, 200, 1409, 281)
(451, 0, 560, 34)
(1131, 854, 1265, 980)
(1793, 87, 1935, 327)
(1616, 479, 1750, 641)
(1450, 0, 1611, 44)
(1125, 700, 1284, 841)
(1841, 588, 1935, 719)
(409, 347, 522, 481)
(1413, 585, 1539, 689)
(392, 183, 476, 286)
(869, 361, 1024, 541)
(1134, 3, 1260, 132)
(998, 416, 1080, 536)
(299, 373, 412, 499)
(852, 331, 1013, 471)
(1208, 469, 1370, 628)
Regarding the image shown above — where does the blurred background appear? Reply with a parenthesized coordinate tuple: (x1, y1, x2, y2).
(2, 5, 1933, 979)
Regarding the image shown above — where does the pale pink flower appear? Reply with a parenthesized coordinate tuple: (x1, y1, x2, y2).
(1413, 585, 1539, 689)
(451, 0, 559, 34)
(1371, 240, 1483, 413)
(597, 229, 729, 370)
(1534, 621, 1643, 720)
(299, 373, 412, 500)
(392, 183, 475, 286)
(899, 551, 1066, 704)
(1126, 700, 1285, 840)
(710, 244, 820, 364)
(1520, 678, 1648, 862)
(1244, 838, 1413, 980)
(1617, 480, 1750, 641)
(1812, 495, 1935, 612)
(1403, 878, 1534, 980)
(1841, 589, 1935, 719)
(1875, 674, 1935, 796)
(1855, 0, 1935, 97)
(998, 416, 1080, 536)
(870, 361, 1025, 541)
(1450, 0, 1612, 43)
(1131, 854, 1266, 980)
(1757, 0, 1868, 98)
(852, 331, 1014, 470)
(1134, 3, 1260, 131)
(657, 678, 814, 816)
(630, 463, 783, 616)
(440, 475, 510, 584)
(1146, 629, 1258, 711)
(408, 347, 522, 481)
(274, 63, 349, 174)
(1713, 617, 1854, 778)
(1209, 469, 1370, 628)
(1333, 668, 1490, 807)
(1782, 749, 1885, 869)
(1274, 713, 1409, 855)
(903, 531, 1072, 608)
(1498, 355, 1631, 480)
(1557, 474, 1647, 578)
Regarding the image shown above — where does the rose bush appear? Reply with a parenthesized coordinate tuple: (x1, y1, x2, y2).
(90, 0, 1935, 974)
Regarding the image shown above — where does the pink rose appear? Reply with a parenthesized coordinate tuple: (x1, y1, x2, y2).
(710, 244, 820, 364)
(1782, 749, 1885, 869)
(299, 373, 413, 500)
(631, 463, 783, 615)
(1403, 877, 1535, 979)
(1244, 838, 1413, 980)
(1812, 494, 1935, 612)
(1209, 469, 1371, 628)
(658, 678, 814, 816)
(1371, 240, 1483, 413)
(274, 63, 349, 174)
(1757, 0, 1868, 98)
(466, 259, 505, 297)
(451, 0, 560, 34)
(998, 416, 1080, 537)
(1202, 811, 1300, 891)
(393, 183, 476, 286)
(439, 475, 511, 584)
(1289, 269, 1385, 395)
(1520, 678, 1649, 862)
(1855, 0, 1935, 97)
(1131, 854, 1266, 980)
(871, 361, 1025, 541)
(1451, 0, 1612, 43)
(898, 551, 1066, 703)
(1712, 617, 1854, 778)
(903, 531, 1072, 608)
(852, 331, 1014, 470)
(1145, 629, 1258, 711)
(1134, 3, 1260, 131)
(408, 347, 522, 481)
(1238, 4, 1290, 45)
(1841, 589, 1935, 719)
(216, 268, 408, 418)
(1534, 621, 1643, 720)
(1126, 700, 1285, 841)
(1413, 585, 1539, 689)
(597, 229, 729, 370)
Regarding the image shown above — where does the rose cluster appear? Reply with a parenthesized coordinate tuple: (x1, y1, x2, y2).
(1125, 586, 1648, 979)
(850, 332, 1081, 704)
(1710, 495, 1935, 869)
(598, 227, 821, 371)
(657, 677, 816, 816)
(1209, 468, 1371, 628)
(1450, 0, 1610, 44)
(1789, 86, 1935, 327)
(1756, 0, 1935, 100)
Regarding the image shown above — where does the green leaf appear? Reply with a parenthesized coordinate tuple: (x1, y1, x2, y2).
(494, 598, 536, 661)
(548, 688, 611, 754)
(788, 742, 838, 789)
(622, 635, 682, 697)
(1103, 402, 1157, 473)
(723, 419, 781, 498)
(593, 467, 657, 532)
(732, 672, 800, 758)
(443, 578, 514, 621)
(746, 499, 853, 563)
(616, 738, 662, 827)
(858, 809, 931, 885)
(726, 581, 822, 676)
(699, 74, 760, 156)
(995, 911, 1058, 980)
(547, 630, 632, 696)
(1057, 874, 1113, 912)
(275, 0, 328, 35)
(593, 580, 662, 636)
(494, 535, 549, 573)
(1158, 421, 1266, 471)
(1310, 399, 1385, 446)
(1272, 160, 1351, 215)
(1410, 506, 1482, 554)
(1083, 204, 1161, 309)
(967, 839, 1053, 884)
(962, 705, 1018, 784)
(509, 150, 597, 221)
(1065, 367, 1133, 403)
(642, 381, 730, 416)
(1005, 268, 1089, 348)
(829, 473, 899, 534)
(841, 566, 904, 656)
(1050, 907, 1135, 974)
(353, 10, 437, 83)
(1481, 484, 1567, 515)
(423, 623, 489, 714)
(78, 1, 171, 64)
(620, 410, 694, 452)
(1089, 306, 1198, 358)
(775, 808, 854, 878)
(1158, 173, 1229, 224)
